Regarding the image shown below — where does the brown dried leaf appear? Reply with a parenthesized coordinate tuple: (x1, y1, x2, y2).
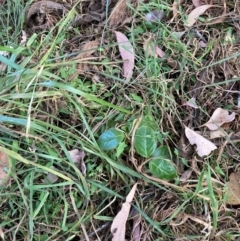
(226, 172, 240, 205)
(185, 5, 215, 27)
(132, 209, 141, 241)
(73, 40, 99, 60)
(109, 0, 129, 27)
(111, 183, 137, 241)
(185, 127, 217, 157)
(202, 108, 236, 131)
(115, 31, 135, 82)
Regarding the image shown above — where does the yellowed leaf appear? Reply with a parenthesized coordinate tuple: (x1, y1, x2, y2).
(111, 183, 137, 241)
(226, 172, 240, 205)
(185, 5, 215, 27)
(185, 127, 217, 157)
(202, 108, 235, 131)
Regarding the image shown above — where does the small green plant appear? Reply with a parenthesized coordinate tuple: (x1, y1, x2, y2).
(149, 146, 177, 180)
(97, 119, 177, 181)
(97, 128, 125, 150)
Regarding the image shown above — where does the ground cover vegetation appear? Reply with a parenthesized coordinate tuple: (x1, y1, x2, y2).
(0, 0, 240, 240)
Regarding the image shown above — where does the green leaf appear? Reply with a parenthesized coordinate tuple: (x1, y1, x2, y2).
(134, 126, 157, 157)
(152, 146, 170, 158)
(116, 141, 127, 157)
(139, 119, 158, 131)
(97, 128, 125, 150)
(149, 146, 177, 180)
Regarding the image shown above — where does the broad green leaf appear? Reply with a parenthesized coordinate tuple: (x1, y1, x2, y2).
(152, 146, 171, 158)
(149, 146, 177, 180)
(134, 126, 157, 157)
(139, 119, 158, 130)
(97, 128, 125, 150)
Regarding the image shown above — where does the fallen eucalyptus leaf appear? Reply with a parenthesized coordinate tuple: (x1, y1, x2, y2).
(185, 127, 217, 157)
(111, 183, 138, 241)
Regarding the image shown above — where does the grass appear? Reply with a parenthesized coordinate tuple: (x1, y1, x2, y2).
(0, 0, 240, 240)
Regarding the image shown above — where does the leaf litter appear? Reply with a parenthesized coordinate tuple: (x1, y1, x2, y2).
(109, 0, 129, 27)
(202, 108, 236, 131)
(185, 5, 215, 27)
(185, 126, 217, 157)
(111, 183, 137, 241)
(44, 149, 86, 183)
(115, 31, 135, 82)
(225, 172, 240, 205)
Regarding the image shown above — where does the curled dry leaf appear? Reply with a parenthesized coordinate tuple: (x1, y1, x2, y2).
(185, 127, 217, 157)
(226, 172, 240, 205)
(202, 108, 236, 131)
(185, 5, 215, 27)
(109, 0, 129, 27)
(111, 183, 137, 241)
(69, 149, 86, 163)
(69, 149, 86, 176)
(115, 31, 135, 82)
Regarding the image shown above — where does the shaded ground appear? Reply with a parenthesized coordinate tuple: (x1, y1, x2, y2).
(0, 0, 240, 240)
